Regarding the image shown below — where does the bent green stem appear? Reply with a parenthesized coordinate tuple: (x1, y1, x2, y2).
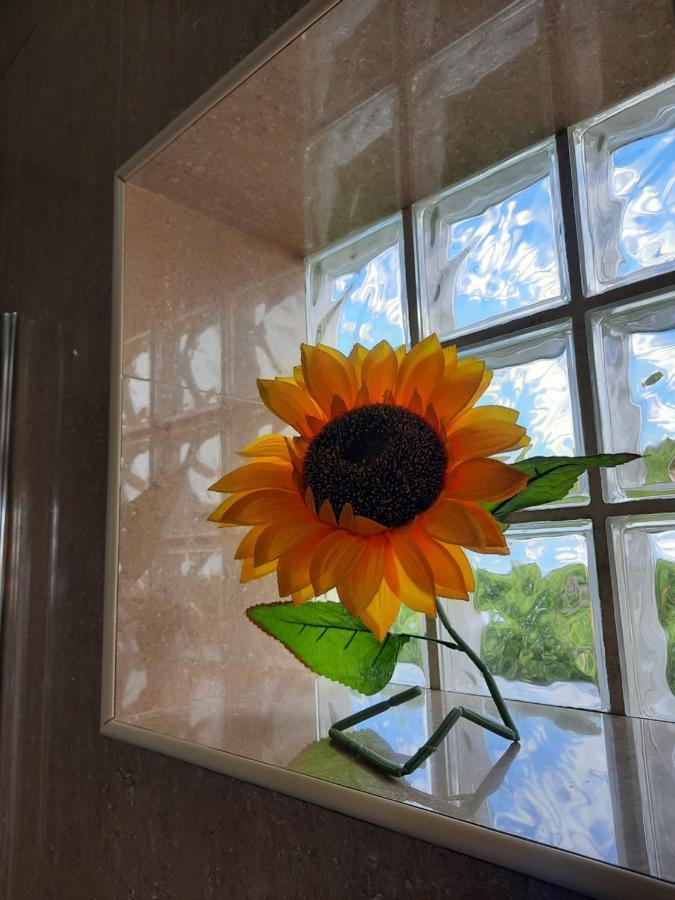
(329, 599, 520, 778)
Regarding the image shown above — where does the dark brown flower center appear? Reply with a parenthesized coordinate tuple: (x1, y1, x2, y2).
(303, 403, 447, 528)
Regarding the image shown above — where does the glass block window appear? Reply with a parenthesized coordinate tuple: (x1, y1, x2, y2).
(609, 516, 675, 721)
(304, 80, 675, 720)
(305, 215, 409, 352)
(439, 522, 605, 710)
(462, 321, 587, 504)
(590, 291, 675, 502)
(414, 138, 569, 339)
(572, 76, 675, 296)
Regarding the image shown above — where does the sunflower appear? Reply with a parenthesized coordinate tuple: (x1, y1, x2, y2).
(209, 335, 529, 641)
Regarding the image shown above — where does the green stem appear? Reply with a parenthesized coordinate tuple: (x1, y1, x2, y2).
(400, 633, 459, 651)
(328, 600, 520, 777)
(435, 599, 519, 740)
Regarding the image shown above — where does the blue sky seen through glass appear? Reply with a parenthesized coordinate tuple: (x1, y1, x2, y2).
(447, 176, 562, 331)
(468, 530, 588, 579)
(628, 327, 675, 451)
(332, 244, 405, 354)
(479, 349, 577, 461)
(610, 127, 675, 277)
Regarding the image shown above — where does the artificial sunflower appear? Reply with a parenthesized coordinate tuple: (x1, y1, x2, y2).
(208, 334, 529, 641)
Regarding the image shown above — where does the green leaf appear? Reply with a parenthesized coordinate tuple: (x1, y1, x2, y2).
(488, 453, 639, 520)
(246, 601, 410, 696)
(643, 370, 664, 387)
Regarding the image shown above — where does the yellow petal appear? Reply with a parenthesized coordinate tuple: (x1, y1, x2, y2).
(337, 502, 386, 536)
(253, 520, 322, 566)
(441, 544, 475, 593)
(421, 498, 486, 547)
(395, 334, 444, 406)
(238, 434, 292, 460)
(424, 404, 441, 433)
(445, 458, 528, 502)
(301, 344, 355, 415)
(224, 489, 309, 525)
(277, 529, 330, 596)
(309, 530, 365, 596)
(292, 585, 315, 606)
(354, 383, 370, 408)
(359, 580, 401, 642)
(389, 529, 437, 616)
(234, 525, 266, 560)
(330, 395, 348, 418)
(292, 365, 306, 388)
(352, 514, 387, 536)
(428, 360, 487, 423)
(411, 527, 469, 600)
(455, 501, 508, 553)
(425, 499, 507, 553)
(361, 341, 399, 403)
(286, 436, 308, 470)
(304, 486, 317, 516)
(257, 378, 326, 437)
(207, 492, 248, 522)
(348, 343, 368, 382)
(240, 557, 277, 583)
(318, 500, 337, 525)
(443, 345, 458, 374)
(336, 535, 387, 611)
(210, 460, 294, 494)
(319, 344, 359, 394)
(447, 406, 528, 463)
(338, 502, 356, 530)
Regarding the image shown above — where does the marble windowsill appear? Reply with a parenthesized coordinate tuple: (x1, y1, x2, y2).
(114, 677, 675, 892)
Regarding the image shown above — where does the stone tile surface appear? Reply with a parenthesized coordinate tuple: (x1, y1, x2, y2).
(131, 0, 675, 255)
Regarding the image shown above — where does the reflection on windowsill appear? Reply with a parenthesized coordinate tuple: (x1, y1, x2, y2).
(118, 676, 675, 884)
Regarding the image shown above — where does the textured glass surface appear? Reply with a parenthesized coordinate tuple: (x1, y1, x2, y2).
(572, 76, 675, 295)
(464, 321, 586, 504)
(315, 680, 619, 865)
(305, 216, 408, 352)
(590, 291, 675, 502)
(633, 717, 675, 879)
(439, 521, 605, 710)
(609, 516, 675, 722)
(415, 139, 569, 339)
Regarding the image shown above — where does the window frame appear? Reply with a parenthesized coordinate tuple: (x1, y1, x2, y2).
(395, 130, 675, 715)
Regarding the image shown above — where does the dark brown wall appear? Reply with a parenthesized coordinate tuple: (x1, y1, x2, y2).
(0, 2, 587, 898)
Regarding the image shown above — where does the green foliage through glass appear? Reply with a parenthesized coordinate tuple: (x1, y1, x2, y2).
(474, 561, 596, 686)
(655, 558, 675, 694)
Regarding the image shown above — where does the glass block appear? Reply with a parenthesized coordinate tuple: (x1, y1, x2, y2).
(572, 76, 675, 295)
(609, 516, 675, 721)
(590, 291, 675, 501)
(414, 139, 569, 340)
(439, 521, 606, 710)
(463, 320, 587, 504)
(305, 215, 409, 352)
